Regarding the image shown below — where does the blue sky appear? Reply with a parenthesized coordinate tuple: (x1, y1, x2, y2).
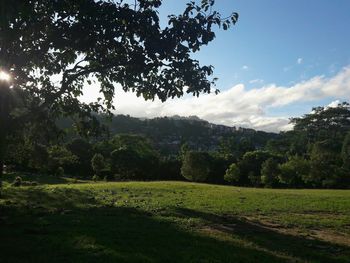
(161, 0, 350, 86)
(83, 0, 350, 132)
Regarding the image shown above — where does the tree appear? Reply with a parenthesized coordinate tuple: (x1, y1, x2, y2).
(47, 146, 78, 175)
(219, 135, 255, 160)
(342, 132, 350, 170)
(278, 156, 310, 187)
(238, 151, 273, 186)
(0, 0, 238, 186)
(1, 0, 238, 127)
(181, 151, 212, 182)
(0, 79, 26, 184)
(0, 81, 12, 178)
(261, 158, 280, 188)
(111, 134, 159, 159)
(66, 138, 93, 176)
(307, 140, 344, 188)
(91, 153, 105, 178)
(110, 147, 143, 180)
(224, 163, 240, 184)
(291, 102, 350, 143)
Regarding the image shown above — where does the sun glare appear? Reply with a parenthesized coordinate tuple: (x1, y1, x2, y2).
(0, 71, 11, 82)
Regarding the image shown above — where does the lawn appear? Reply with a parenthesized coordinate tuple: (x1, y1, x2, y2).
(0, 174, 350, 262)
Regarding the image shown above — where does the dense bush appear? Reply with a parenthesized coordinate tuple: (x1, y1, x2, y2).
(12, 176, 22, 187)
(224, 163, 240, 184)
(91, 153, 105, 177)
(236, 151, 275, 186)
(157, 157, 182, 181)
(278, 156, 309, 187)
(181, 151, 212, 182)
(261, 158, 280, 187)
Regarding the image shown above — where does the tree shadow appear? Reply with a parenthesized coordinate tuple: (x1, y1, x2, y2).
(0, 188, 285, 263)
(171, 207, 350, 263)
(1, 187, 349, 262)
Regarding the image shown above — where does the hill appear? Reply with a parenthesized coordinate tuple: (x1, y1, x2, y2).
(59, 114, 278, 155)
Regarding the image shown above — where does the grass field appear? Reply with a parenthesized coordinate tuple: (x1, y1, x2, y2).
(1, 174, 350, 262)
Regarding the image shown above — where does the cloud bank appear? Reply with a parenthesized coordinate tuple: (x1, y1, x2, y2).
(82, 67, 350, 133)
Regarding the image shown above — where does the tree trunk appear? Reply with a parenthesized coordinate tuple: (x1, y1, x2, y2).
(0, 136, 5, 193)
(0, 81, 11, 192)
(0, 157, 3, 190)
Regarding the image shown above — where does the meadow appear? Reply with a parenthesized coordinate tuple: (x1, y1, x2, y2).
(0, 174, 350, 263)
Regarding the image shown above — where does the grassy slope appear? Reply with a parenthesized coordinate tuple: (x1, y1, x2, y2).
(0, 175, 350, 262)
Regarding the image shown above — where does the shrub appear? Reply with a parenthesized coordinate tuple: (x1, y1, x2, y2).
(238, 150, 274, 186)
(224, 163, 240, 184)
(55, 167, 65, 177)
(92, 174, 100, 182)
(12, 176, 22, 187)
(261, 158, 280, 187)
(278, 156, 309, 187)
(181, 151, 212, 182)
(91, 153, 105, 177)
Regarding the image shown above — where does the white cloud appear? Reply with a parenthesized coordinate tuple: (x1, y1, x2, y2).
(242, 65, 249, 70)
(327, 100, 341, 108)
(297, 57, 303, 64)
(81, 66, 350, 133)
(249, 79, 264, 84)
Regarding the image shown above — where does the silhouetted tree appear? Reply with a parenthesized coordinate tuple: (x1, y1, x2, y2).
(0, 0, 238, 184)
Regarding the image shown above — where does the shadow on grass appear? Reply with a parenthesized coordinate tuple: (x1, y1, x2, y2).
(0, 187, 283, 263)
(1, 187, 349, 262)
(171, 208, 350, 263)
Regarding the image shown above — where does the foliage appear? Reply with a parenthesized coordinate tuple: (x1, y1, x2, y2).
(66, 138, 93, 176)
(307, 140, 344, 188)
(157, 157, 182, 181)
(92, 174, 100, 182)
(47, 146, 78, 174)
(11, 176, 22, 187)
(238, 151, 275, 186)
(111, 134, 159, 159)
(224, 163, 240, 184)
(261, 158, 280, 188)
(55, 167, 65, 177)
(91, 153, 105, 177)
(291, 102, 350, 143)
(219, 135, 257, 160)
(0, 0, 238, 133)
(109, 134, 160, 180)
(341, 131, 350, 170)
(181, 151, 212, 182)
(278, 156, 310, 187)
(0, 0, 238, 184)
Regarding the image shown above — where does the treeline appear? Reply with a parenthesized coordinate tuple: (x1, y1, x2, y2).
(222, 102, 350, 188)
(58, 114, 277, 155)
(6, 135, 183, 182)
(5, 102, 350, 189)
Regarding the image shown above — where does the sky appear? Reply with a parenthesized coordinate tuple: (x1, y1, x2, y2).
(82, 0, 350, 132)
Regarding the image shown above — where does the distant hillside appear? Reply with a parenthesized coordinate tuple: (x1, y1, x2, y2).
(107, 115, 278, 155)
(58, 114, 278, 155)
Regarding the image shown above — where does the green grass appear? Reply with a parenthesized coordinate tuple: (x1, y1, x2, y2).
(1, 174, 350, 262)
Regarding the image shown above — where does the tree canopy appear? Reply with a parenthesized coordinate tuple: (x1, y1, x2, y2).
(0, 0, 238, 130)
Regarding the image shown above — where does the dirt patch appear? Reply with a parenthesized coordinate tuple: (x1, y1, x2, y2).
(310, 229, 350, 247)
(239, 216, 350, 247)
